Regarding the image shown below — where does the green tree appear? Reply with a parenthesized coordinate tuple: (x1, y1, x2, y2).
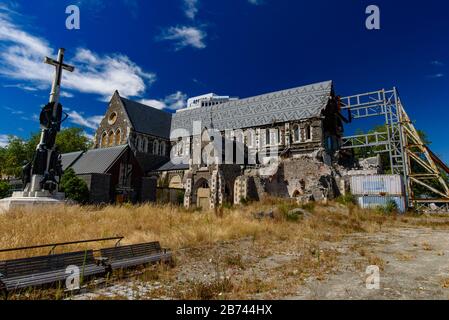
(0, 128, 93, 178)
(0, 180, 11, 199)
(60, 168, 90, 204)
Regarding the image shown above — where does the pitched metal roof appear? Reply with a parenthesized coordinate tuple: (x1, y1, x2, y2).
(120, 97, 172, 139)
(61, 151, 84, 171)
(68, 145, 128, 175)
(171, 80, 333, 137)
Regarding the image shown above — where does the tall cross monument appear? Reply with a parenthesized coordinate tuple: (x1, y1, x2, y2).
(27, 48, 75, 194)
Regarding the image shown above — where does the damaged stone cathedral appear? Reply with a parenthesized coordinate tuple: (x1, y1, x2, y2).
(63, 80, 357, 208)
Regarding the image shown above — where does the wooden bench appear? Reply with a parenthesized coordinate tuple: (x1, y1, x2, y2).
(100, 242, 172, 271)
(0, 250, 106, 293)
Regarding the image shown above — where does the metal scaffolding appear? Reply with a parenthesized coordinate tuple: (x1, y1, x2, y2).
(339, 88, 449, 213)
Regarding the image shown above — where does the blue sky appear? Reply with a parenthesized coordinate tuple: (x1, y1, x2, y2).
(0, 0, 448, 162)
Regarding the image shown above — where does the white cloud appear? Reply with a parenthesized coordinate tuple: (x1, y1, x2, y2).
(3, 106, 24, 115)
(67, 111, 103, 130)
(428, 73, 445, 79)
(140, 91, 188, 111)
(184, 0, 199, 20)
(431, 60, 444, 66)
(248, 0, 264, 5)
(83, 131, 95, 141)
(0, 8, 156, 100)
(0, 134, 9, 147)
(159, 26, 206, 50)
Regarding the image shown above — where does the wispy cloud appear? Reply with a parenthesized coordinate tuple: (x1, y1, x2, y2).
(3, 83, 39, 91)
(140, 91, 188, 111)
(183, 0, 199, 20)
(0, 134, 9, 147)
(67, 111, 103, 130)
(431, 60, 445, 67)
(3, 106, 24, 115)
(428, 73, 445, 79)
(158, 26, 207, 50)
(0, 7, 156, 100)
(248, 0, 264, 5)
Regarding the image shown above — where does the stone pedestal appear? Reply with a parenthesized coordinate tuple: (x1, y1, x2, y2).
(0, 191, 65, 214)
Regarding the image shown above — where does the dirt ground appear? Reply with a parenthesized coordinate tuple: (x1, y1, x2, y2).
(290, 227, 449, 300)
(74, 225, 449, 300)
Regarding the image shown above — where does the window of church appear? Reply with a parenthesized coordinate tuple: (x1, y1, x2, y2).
(270, 129, 279, 145)
(101, 132, 108, 148)
(108, 131, 114, 147)
(143, 137, 149, 153)
(305, 124, 312, 141)
(293, 125, 300, 143)
(160, 141, 167, 156)
(108, 112, 118, 125)
(265, 129, 270, 146)
(153, 140, 159, 155)
(115, 129, 122, 145)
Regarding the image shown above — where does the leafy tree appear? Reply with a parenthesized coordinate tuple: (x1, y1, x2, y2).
(0, 128, 93, 178)
(60, 168, 90, 204)
(0, 180, 11, 199)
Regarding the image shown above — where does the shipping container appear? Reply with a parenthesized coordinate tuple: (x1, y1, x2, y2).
(356, 196, 406, 213)
(350, 175, 405, 196)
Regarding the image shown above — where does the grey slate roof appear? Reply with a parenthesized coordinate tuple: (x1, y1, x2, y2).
(121, 97, 172, 139)
(61, 151, 84, 171)
(69, 145, 128, 175)
(171, 80, 333, 137)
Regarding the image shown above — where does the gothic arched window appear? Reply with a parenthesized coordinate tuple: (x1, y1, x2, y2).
(153, 140, 159, 155)
(293, 125, 300, 143)
(108, 131, 114, 147)
(115, 129, 122, 145)
(160, 141, 167, 156)
(143, 137, 149, 153)
(101, 132, 108, 148)
(305, 124, 312, 141)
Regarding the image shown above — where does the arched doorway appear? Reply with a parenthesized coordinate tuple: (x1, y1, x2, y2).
(193, 178, 210, 209)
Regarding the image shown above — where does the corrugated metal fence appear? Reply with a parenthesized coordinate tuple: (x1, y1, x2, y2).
(350, 175, 407, 213)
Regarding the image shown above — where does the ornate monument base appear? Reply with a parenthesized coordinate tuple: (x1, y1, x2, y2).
(0, 191, 65, 214)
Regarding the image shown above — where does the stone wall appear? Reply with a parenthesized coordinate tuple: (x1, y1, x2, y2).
(94, 92, 130, 149)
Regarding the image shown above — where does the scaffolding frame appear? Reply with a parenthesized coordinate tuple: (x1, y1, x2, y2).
(340, 88, 449, 212)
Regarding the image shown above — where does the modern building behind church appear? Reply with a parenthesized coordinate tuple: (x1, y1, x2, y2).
(63, 80, 351, 207)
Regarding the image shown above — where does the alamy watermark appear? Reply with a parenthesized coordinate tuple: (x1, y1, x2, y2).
(66, 5, 80, 30)
(366, 5, 381, 30)
(366, 265, 380, 290)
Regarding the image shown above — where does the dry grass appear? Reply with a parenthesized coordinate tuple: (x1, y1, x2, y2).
(0, 199, 390, 261)
(2, 199, 449, 300)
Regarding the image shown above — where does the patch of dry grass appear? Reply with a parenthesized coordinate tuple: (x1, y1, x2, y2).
(0, 200, 391, 261)
(2, 199, 449, 300)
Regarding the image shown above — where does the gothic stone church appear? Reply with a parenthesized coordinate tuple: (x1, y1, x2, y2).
(63, 80, 347, 208)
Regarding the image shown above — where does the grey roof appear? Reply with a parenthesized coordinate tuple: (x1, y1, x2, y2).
(121, 97, 172, 139)
(171, 80, 333, 137)
(61, 151, 84, 171)
(156, 161, 190, 172)
(69, 145, 128, 175)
